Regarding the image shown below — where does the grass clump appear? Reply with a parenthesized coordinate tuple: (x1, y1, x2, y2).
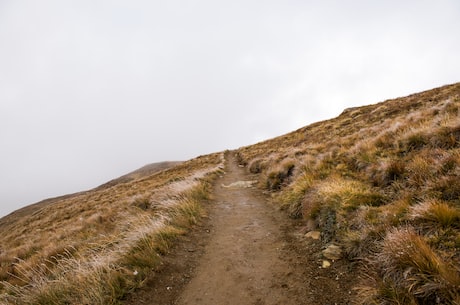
(358, 227, 460, 305)
(248, 158, 269, 174)
(263, 158, 296, 191)
(299, 177, 387, 243)
(170, 197, 205, 228)
(131, 194, 151, 210)
(432, 175, 460, 201)
(383, 159, 406, 185)
(402, 132, 429, 153)
(311, 177, 387, 212)
(410, 200, 460, 228)
(277, 171, 314, 218)
(430, 124, 460, 149)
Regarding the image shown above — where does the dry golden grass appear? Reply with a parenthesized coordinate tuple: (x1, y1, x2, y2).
(410, 199, 460, 228)
(237, 82, 460, 304)
(1, 82, 459, 304)
(357, 227, 460, 305)
(0, 152, 224, 304)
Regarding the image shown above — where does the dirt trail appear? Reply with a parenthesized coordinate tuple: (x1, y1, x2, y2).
(125, 152, 355, 305)
(176, 153, 303, 305)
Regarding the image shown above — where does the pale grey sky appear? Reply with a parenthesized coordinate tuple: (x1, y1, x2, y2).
(1, 0, 459, 217)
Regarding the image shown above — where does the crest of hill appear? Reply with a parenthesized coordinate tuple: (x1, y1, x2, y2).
(239, 82, 460, 161)
(94, 161, 183, 190)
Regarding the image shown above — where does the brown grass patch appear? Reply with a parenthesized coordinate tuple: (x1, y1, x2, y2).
(366, 228, 460, 304)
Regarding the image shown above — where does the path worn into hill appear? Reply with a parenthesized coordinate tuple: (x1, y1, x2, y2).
(176, 154, 304, 305)
(125, 152, 355, 305)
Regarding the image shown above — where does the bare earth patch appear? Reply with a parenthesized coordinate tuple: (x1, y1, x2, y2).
(124, 152, 357, 305)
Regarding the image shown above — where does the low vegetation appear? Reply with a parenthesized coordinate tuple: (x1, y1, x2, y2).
(0, 153, 224, 304)
(237, 83, 460, 304)
(1, 83, 459, 304)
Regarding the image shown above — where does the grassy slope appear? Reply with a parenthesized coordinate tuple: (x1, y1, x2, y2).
(0, 154, 223, 304)
(237, 82, 460, 305)
(1, 82, 459, 304)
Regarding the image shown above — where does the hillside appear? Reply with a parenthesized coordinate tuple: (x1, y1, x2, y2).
(0, 155, 223, 304)
(1, 82, 459, 304)
(237, 82, 460, 304)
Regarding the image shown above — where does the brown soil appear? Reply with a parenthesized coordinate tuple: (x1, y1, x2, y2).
(124, 152, 357, 305)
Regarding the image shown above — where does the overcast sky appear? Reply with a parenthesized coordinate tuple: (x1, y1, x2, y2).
(1, 0, 459, 218)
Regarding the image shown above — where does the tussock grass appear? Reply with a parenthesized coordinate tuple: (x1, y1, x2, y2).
(406, 155, 438, 188)
(262, 158, 296, 191)
(432, 175, 460, 201)
(0, 152, 224, 304)
(248, 158, 269, 174)
(357, 228, 460, 305)
(277, 171, 314, 218)
(169, 194, 206, 228)
(410, 200, 460, 228)
(236, 82, 460, 304)
(300, 176, 387, 222)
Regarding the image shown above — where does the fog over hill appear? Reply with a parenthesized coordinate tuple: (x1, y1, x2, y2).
(1, 0, 460, 217)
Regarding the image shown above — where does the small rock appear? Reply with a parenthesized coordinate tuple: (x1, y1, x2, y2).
(322, 244, 342, 260)
(322, 260, 331, 268)
(305, 231, 321, 240)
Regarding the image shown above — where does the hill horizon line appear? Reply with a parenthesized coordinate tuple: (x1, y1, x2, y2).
(2, 81, 458, 221)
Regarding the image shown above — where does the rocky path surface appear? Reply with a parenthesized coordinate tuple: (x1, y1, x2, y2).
(125, 152, 355, 305)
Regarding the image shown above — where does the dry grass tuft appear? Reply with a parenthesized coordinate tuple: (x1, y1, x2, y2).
(357, 227, 460, 304)
(410, 200, 460, 228)
(262, 158, 296, 191)
(277, 171, 314, 218)
(432, 175, 460, 201)
(248, 158, 269, 174)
